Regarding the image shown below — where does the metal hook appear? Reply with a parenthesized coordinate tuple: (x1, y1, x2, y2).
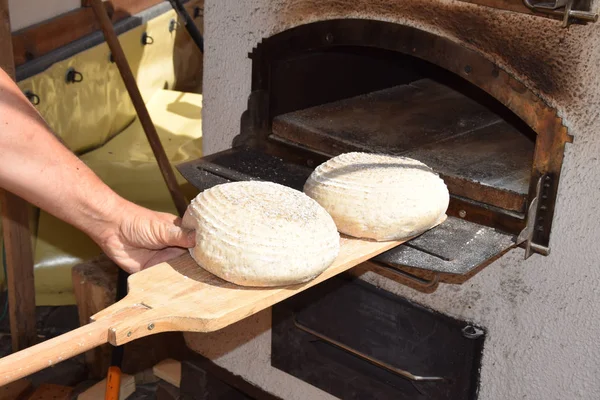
(169, 19, 178, 33)
(370, 260, 440, 289)
(141, 32, 154, 45)
(23, 90, 40, 105)
(65, 68, 83, 83)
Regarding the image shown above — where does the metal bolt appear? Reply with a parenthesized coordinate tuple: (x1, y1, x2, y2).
(462, 325, 484, 339)
(459, 210, 467, 218)
(127, 331, 132, 337)
(464, 65, 472, 74)
(325, 33, 334, 43)
(148, 323, 155, 330)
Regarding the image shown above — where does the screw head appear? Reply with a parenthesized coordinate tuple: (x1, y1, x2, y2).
(148, 323, 155, 330)
(127, 331, 132, 337)
(459, 210, 467, 218)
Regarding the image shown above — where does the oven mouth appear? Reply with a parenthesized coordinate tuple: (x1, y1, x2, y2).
(234, 18, 572, 256)
(267, 45, 537, 216)
(178, 19, 571, 285)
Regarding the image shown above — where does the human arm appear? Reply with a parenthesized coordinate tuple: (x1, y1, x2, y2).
(0, 67, 194, 273)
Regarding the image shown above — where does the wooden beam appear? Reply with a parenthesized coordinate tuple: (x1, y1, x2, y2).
(11, 0, 165, 66)
(0, 0, 37, 352)
(71, 255, 118, 379)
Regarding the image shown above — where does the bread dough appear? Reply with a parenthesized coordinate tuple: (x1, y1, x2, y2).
(303, 152, 449, 241)
(182, 181, 340, 287)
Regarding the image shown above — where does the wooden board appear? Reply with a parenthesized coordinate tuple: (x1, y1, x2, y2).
(92, 233, 417, 343)
(0, 232, 423, 386)
(153, 359, 181, 388)
(272, 78, 534, 213)
(77, 374, 135, 400)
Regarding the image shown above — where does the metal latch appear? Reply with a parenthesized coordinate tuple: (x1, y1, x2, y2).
(517, 174, 550, 259)
(524, 0, 598, 26)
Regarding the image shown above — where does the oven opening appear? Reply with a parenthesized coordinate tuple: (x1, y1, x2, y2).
(267, 46, 537, 216)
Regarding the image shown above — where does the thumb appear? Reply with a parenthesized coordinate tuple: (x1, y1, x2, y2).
(157, 222, 196, 248)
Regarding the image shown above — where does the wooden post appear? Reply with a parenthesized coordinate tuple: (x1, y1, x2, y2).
(0, 0, 38, 351)
(71, 255, 118, 379)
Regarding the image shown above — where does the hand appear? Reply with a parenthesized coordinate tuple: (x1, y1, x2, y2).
(93, 202, 196, 274)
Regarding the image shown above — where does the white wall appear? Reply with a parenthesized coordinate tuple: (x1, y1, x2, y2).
(189, 1, 600, 399)
(8, 0, 80, 32)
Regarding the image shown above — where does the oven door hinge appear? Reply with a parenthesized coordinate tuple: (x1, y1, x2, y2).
(517, 174, 551, 259)
(524, 0, 598, 27)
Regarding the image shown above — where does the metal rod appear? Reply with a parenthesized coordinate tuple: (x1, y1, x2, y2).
(293, 316, 446, 382)
(89, 0, 188, 217)
(370, 261, 440, 289)
(167, 0, 204, 53)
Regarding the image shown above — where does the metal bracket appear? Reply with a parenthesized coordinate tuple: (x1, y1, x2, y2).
(524, 0, 598, 27)
(517, 174, 550, 259)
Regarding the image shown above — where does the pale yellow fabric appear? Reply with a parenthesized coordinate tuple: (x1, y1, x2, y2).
(15, 8, 195, 154)
(32, 89, 202, 305)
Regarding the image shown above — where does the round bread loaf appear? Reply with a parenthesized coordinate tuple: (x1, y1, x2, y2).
(303, 152, 449, 241)
(181, 181, 340, 287)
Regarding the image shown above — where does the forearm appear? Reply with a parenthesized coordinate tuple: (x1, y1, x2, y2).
(0, 68, 128, 240)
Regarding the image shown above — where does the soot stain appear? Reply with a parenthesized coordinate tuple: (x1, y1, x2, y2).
(278, 0, 585, 100)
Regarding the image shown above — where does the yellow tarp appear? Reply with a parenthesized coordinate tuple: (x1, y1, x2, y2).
(32, 89, 202, 305)
(0, 6, 204, 304)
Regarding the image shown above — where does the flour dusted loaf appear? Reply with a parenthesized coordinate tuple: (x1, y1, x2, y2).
(181, 181, 340, 287)
(303, 152, 449, 241)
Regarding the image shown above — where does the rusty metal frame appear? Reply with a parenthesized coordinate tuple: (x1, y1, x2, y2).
(237, 19, 571, 256)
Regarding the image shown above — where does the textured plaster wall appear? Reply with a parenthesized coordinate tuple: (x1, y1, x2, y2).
(190, 1, 600, 399)
(8, 0, 80, 32)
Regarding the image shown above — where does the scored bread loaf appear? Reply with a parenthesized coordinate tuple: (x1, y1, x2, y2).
(303, 152, 449, 241)
(182, 181, 340, 287)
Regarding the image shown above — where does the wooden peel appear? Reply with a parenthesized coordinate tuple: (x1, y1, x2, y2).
(0, 234, 416, 386)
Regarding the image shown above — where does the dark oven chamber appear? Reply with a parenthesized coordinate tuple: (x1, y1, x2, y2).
(176, 16, 575, 400)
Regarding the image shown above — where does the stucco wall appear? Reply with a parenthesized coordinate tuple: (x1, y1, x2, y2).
(8, 0, 80, 32)
(191, 1, 600, 399)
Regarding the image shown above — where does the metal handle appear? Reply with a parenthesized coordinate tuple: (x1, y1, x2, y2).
(141, 32, 154, 45)
(293, 316, 446, 382)
(65, 68, 83, 83)
(23, 90, 40, 105)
